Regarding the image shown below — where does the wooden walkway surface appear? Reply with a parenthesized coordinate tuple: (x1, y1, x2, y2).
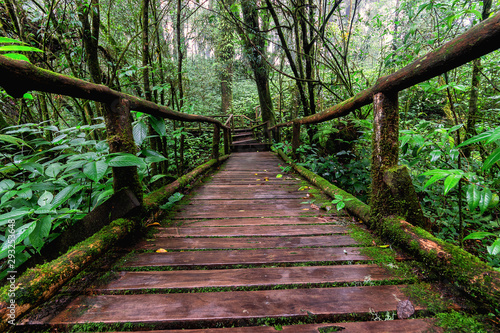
(22, 152, 440, 332)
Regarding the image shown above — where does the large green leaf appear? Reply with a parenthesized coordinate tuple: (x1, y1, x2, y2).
(2, 222, 37, 252)
(51, 184, 82, 209)
(463, 231, 497, 241)
(0, 45, 42, 52)
(485, 126, 500, 144)
(3, 53, 30, 62)
(466, 184, 480, 211)
(30, 216, 52, 251)
(83, 160, 108, 183)
(0, 134, 31, 148)
(133, 120, 148, 146)
(482, 147, 500, 171)
(0, 37, 25, 44)
(479, 188, 493, 214)
(458, 128, 495, 148)
(0, 179, 15, 192)
(487, 239, 500, 256)
(443, 174, 462, 195)
(38, 191, 54, 207)
(149, 115, 167, 137)
(107, 154, 146, 168)
(0, 208, 32, 227)
(420, 169, 461, 189)
(45, 163, 63, 178)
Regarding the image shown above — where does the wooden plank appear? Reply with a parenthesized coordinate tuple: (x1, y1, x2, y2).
(185, 199, 310, 206)
(109, 319, 440, 332)
(180, 217, 338, 227)
(156, 225, 347, 237)
(122, 247, 368, 268)
(99, 265, 394, 291)
(191, 192, 308, 200)
(173, 209, 317, 219)
(47, 286, 418, 325)
(137, 235, 359, 250)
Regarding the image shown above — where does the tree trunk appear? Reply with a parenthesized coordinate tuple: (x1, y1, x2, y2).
(464, 0, 492, 158)
(218, 0, 235, 114)
(240, 0, 276, 127)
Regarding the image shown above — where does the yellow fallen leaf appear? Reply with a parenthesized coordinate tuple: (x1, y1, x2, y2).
(146, 222, 161, 227)
(255, 173, 258, 175)
(256, 179, 261, 181)
(156, 248, 168, 253)
(302, 208, 310, 211)
(311, 204, 320, 210)
(379, 245, 390, 248)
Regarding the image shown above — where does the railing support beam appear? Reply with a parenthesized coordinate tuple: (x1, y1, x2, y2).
(212, 124, 220, 161)
(370, 91, 425, 228)
(105, 98, 143, 204)
(292, 122, 301, 160)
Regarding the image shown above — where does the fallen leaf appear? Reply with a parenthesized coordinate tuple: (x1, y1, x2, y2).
(254, 173, 258, 176)
(256, 179, 261, 181)
(276, 174, 283, 178)
(379, 245, 390, 248)
(146, 222, 161, 227)
(156, 248, 168, 253)
(311, 204, 320, 210)
(302, 208, 310, 211)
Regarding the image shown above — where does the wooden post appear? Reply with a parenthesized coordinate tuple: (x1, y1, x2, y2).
(292, 121, 301, 160)
(212, 124, 220, 161)
(370, 91, 424, 228)
(105, 98, 143, 203)
(223, 127, 230, 155)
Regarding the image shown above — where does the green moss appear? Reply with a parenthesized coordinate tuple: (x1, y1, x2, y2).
(435, 311, 487, 333)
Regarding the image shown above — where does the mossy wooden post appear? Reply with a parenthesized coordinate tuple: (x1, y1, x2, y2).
(223, 127, 230, 155)
(370, 91, 424, 228)
(212, 123, 220, 161)
(292, 121, 301, 160)
(105, 98, 143, 204)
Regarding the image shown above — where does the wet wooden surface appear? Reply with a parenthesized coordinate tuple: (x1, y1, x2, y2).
(49, 286, 418, 325)
(110, 319, 440, 332)
(122, 247, 369, 268)
(137, 235, 358, 250)
(99, 264, 395, 291)
(33, 152, 440, 331)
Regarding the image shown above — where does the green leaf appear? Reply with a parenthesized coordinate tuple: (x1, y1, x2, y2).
(0, 208, 32, 227)
(107, 154, 146, 168)
(487, 239, 500, 256)
(485, 126, 500, 144)
(0, 134, 31, 148)
(482, 147, 500, 171)
(458, 129, 494, 148)
(0, 179, 16, 192)
(150, 174, 167, 183)
(51, 184, 81, 209)
(83, 160, 108, 182)
(0, 45, 43, 52)
(149, 115, 167, 137)
(443, 174, 462, 195)
(466, 184, 480, 211)
(3, 53, 30, 62)
(336, 201, 345, 211)
(14, 221, 37, 246)
(23, 92, 33, 100)
(38, 191, 54, 207)
(45, 163, 62, 178)
(133, 120, 148, 146)
(429, 150, 441, 162)
(479, 188, 493, 214)
(463, 232, 497, 241)
(420, 169, 451, 189)
(145, 155, 167, 163)
(0, 37, 25, 44)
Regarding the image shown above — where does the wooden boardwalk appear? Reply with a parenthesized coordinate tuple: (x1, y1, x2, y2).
(23, 152, 440, 332)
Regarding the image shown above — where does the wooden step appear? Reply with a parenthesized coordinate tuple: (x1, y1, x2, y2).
(121, 247, 368, 268)
(98, 265, 395, 291)
(178, 216, 338, 227)
(137, 235, 358, 250)
(108, 319, 440, 333)
(45, 286, 418, 326)
(155, 225, 348, 237)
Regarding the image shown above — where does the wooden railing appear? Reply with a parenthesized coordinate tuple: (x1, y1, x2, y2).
(269, 11, 500, 226)
(0, 57, 231, 203)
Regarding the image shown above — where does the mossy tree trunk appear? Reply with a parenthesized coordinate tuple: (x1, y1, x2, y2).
(105, 98, 143, 204)
(370, 91, 424, 228)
